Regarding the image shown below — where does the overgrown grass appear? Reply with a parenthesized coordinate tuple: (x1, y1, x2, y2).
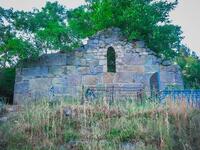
(0, 98, 200, 150)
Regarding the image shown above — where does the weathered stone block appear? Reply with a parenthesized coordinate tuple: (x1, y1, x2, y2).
(162, 60, 172, 66)
(66, 56, 75, 65)
(53, 86, 69, 95)
(48, 66, 68, 77)
(105, 37, 115, 44)
(160, 65, 179, 72)
(67, 74, 82, 86)
(99, 59, 107, 65)
(77, 67, 90, 75)
(83, 75, 101, 85)
(16, 68, 22, 76)
(15, 76, 23, 82)
(135, 41, 145, 48)
(103, 73, 115, 83)
(22, 67, 48, 77)
(175, 72, 183, 83)
(75, 51, 84, 58)
(52, 78, 68, 85)
(99, 40, 106, 48)
(135, 48, 147, 53)
(115, 72, 135, 83)
(145, 65, 159, 73)
(40, 53, 70, 66)
(29, 78, 52, 92)
(15, 81, 29, 94)
(74, 58, 88, 66)
(66, 66, 77, 74)
(123, 54, 146, 65)
(87, 41, 98, 48)
(84, 53, 95, 60)
(160, 72, 175, 83)
(121, 83, 143, 89)
(145, 55, 158, 65)
(132, 74, 145, 83)
(139, 52, 149, 56)
(88, 60, 99, 66)
(119, 65, 145, 73)
(31, 91, 49, 99)
(90, 65, 103, 75)
(13, 94, 30, 104)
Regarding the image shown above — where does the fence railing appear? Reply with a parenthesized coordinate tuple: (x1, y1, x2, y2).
(83, 86, 200, 107)
(159, 89, 200, 107)
(83, 85, 144, 103)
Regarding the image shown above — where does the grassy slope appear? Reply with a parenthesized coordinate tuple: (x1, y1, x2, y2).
(0, 98, 200, 150)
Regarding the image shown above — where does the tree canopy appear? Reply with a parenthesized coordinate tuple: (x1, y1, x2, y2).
(0, 0, 184, 67)
(68, 0, 182, 58)
(176, 45, 200, 88)
(0, 2, 80, 68)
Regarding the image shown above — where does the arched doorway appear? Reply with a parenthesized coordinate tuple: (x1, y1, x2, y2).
(107, 47, 116, 73)
(150, 72, 160, 96)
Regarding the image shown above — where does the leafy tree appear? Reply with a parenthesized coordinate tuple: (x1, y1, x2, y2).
(68, 0, 182, 59)
(1, 0, 183, 64)
(13, 2, 80, 53)
(176, 45, 200, 88)
(0, 7, 39, 68)
(0, 37, 38, 67)
(36, 21, 79, 52)
(0, 2, 81, 67)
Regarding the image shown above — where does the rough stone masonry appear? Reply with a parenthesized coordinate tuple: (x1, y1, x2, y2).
(14, 28, 184, 104)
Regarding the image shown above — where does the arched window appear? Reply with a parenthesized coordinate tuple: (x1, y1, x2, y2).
(107, 47, 116, 73)
(150, 72, 160, 96)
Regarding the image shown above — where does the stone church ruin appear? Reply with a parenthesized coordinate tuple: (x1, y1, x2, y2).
(14, 28, 183, 104)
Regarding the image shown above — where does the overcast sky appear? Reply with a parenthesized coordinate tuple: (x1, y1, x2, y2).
(0, 0, 199, 56)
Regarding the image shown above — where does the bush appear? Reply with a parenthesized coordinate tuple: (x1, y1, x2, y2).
(0, 68, 15, 104)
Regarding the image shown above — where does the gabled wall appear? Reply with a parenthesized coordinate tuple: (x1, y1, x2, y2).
(14, 28, 183, 104)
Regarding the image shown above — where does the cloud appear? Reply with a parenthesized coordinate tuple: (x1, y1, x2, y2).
(170, 0, 200, 55)
(0, 0, 85, 11)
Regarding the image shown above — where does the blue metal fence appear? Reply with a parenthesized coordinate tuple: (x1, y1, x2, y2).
(159, 89, 200, 107)
(83, 86, 200, 108)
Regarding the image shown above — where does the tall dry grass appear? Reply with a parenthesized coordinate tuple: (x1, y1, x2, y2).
(0, 97, 200, 150)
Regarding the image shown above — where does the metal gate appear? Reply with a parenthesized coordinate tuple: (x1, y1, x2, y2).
(83, 85, 144, 103)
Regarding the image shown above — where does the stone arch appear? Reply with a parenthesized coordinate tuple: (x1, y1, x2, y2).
(107, 47, 116, 73)
(150, 72, 160, 95)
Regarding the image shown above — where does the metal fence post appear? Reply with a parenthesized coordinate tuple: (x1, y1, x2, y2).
(110, 85, 114, 105)
(81, 85, 85, 104)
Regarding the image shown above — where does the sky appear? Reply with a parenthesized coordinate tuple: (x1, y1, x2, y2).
(0, 0, 199, 56)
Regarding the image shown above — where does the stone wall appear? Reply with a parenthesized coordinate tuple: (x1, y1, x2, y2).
(160, 65, 184, 89)
(14, 28, 184, 104)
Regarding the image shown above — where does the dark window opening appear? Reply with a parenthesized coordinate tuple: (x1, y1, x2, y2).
(107, 47, 116, 73)
(150, 72, 160, 97)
